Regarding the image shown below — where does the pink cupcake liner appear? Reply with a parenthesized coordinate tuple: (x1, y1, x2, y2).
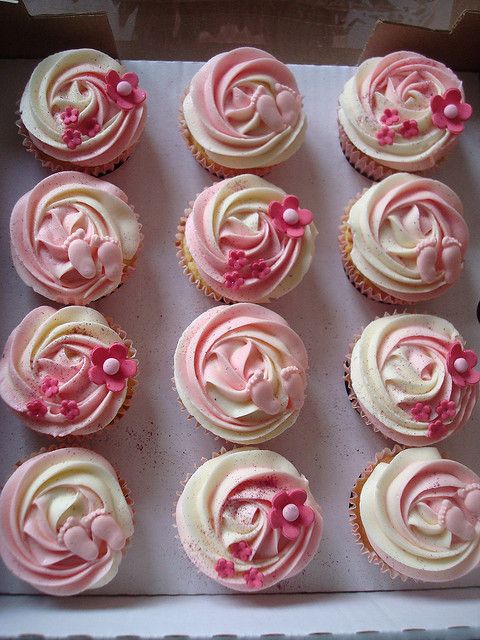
(338, 122, 396, 182)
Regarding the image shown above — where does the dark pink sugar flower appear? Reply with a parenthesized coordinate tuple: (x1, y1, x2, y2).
(399, 119, 419, 138)
(376, 126, 394, 146)
(227, 250, 248, 270)
(60, 399, 80, 421)
(83, 117, 101, 138)
(88, 342, 137, 392)
(436, 399, 456, 421)
(62, 128, 82, 150)
(251, 259, 271, 280)
(105, 70, 146, 110)
(268, 195, 313, 239)
(427, 418, 445, 439)
(224, 271, 245, 289)
(268, 489, 315, 540)
(430, 88, 472, 134)
(244, 567, 264, 589)
(60, 106, 79, 125)
(410, 402, 432, 422)
(26, 399, 47, 418)
(215, 558, 235, 579)
(230, 541, 252, 562)
(446, 341, 480, 388)
(41, 376, 59, 398)
(380, 108, 399, 125)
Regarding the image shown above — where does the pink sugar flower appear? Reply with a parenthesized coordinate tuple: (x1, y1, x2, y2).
(41, 376, 59, 398)
(436, 399, 456, 421)
(380, 108, 399, 125)
(230, 541, 252, 562)
(224, 271, 245, 289)
(215, 558, 235, 579)
(244, 567, 264, 589)
(88, 342, 137, 392)
(26, 399, 47, 418)
(376, 126, 394, 146)
(446, 341, 480, 388)
(105, 70, 146, 110)
(427, 418, 445, 439)
(83, 117, 101, 138)
(410, 402, 432, 422)
(399, 119, 419, 138)
(251, 259, 271, 280)
(268, 195, 313, 239)
(60, 106, 79, 125)
(430, 89, 472, 134)
(62, 128, 82, 150)
(228, 250, 248, 270)
(268, 488, 315, 540)
(60, 399, 80, 421)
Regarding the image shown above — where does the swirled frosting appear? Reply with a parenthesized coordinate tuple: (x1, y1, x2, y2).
(20, 49, 147, 167)
(174, 304, 308, 444)
(347, 173, 468, 302)
(338, 51, 466, 171)
(0, 306, 137, 437)
(176, 448, 322, 591)
(350, 314, 479, 446)
(183, 175, 317, 302)
(183, 47, 307, 169)
(360, 447, 480, 582)
(0, 447, 134, 595)
(10, 172, 141, 305)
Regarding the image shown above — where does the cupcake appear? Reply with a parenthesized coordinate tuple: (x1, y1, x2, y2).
(0, 306, 138, 437)
(0, 447, 134, 595)
(18, 49, 147, 175)
(176, 448, 322, 591)
(174, 304, 308, 444)
(180, 47, 306, 178)
(338, 51, 473, 180)
(339, 173, 469, 304)
(10, 172, 142, 305)
(350, 446, 480, 582)
(346, 313, 479, 446)
(176, 175, 317, 303)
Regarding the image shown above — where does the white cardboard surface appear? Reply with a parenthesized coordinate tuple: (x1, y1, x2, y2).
(0, 61, 479, 603)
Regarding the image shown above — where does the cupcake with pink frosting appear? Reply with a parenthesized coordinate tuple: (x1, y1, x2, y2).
(350, 446, 480, 582)
(0, 447, 134, 595)
(18, 49, 147, 175)
(174, 304, 308, 445)
(10, 172, 142, 305)
(180, 47, 307, 178)
(176, 447, 323, 591)
(339, 173, 469, 304)
(338, 51, 473, 180)
(176, 174, 317, 303)
(345, 313, 479, 446)
(0, 306, 138, 437)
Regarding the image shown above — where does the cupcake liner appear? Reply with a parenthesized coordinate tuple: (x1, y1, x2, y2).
(171, 374, 222, 444)
(178, 90, 274, 179)
(349, 445, 406, 581)
(16, 116, 137, 177)
(338, 123, 396, 182)
(338, 191, 410, 305)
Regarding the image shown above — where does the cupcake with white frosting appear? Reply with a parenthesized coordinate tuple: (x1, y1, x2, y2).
(345, 313, 479, 446)
(339, 173, 469, 304)
(350, 446, 480, 582)
(338, 51, 473, 180)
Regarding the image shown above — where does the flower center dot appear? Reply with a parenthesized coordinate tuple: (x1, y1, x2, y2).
(117, 81, 133, 96)
(282, 504, 299, 522)
(454, 357, 469, 374)
(103, 358, 120, 375)
(283, 208, 299, 225)
(444, 104, 458, 119)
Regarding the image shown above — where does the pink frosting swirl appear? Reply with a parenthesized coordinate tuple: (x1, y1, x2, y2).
(0, 448, 134, 595)
(183, 175, 317, 302)
(174, 304, 308, 444)
(0, 306, 137, 437)
(10, 172, 141, 305)
(183, 47, 306, 168)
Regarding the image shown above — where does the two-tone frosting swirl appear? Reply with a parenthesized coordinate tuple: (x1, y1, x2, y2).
(174, 304, 308, 444)
(0, 306, 138, 437)
(183, 175, 317, 302)
(20, 49, 147, 168)
(338, 51, 466, 171)
(360, 447, 480, 582)
(176, 448, 322, 591)
(10, 172, 141, 305)
(183, 47, 307, 169)
(350, 314, 479, 446)
(0, 447, 134, 595)
(347, 173, 468, 302)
